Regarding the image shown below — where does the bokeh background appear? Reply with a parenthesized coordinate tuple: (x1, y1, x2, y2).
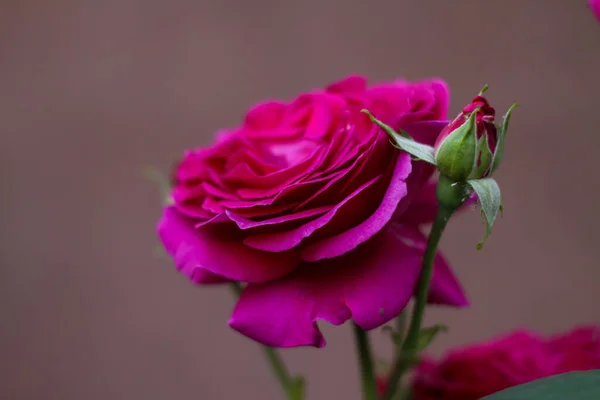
(2, 0, 599, 399)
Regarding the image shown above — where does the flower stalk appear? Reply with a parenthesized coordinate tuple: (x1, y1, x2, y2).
(382, 176, 467, 400)
(353, 323, 379, 400)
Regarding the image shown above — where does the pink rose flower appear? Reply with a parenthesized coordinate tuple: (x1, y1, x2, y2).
(408, 326, 600, 400)
(590, 0, 600, 22)
(157, 75, 469, 348)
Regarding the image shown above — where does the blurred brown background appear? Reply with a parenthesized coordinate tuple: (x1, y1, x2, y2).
(1, 0, 599, 399)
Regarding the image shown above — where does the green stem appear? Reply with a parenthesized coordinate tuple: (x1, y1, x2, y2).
(263, 346, 294, 393)
(394, 310, 408, 347)
(353, 323, 378, 400)
(230, 282, 300, 400)
(382, 206, 453, 400)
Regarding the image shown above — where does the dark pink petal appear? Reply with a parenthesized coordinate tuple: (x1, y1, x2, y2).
(334, 128, 392, 196)
(281, 93, 346, 139)
(201, 181, 238, 200)
(216, 173, 336, 213)
(317, 133, 358, 173)
(236, 141, 326, 199)
(427, 80, 450, 121)
(309, 123, 360, 177)
(157, 207, 300, 283)
(293, 136, 378, 211)
(365, 85, 411, 125)
(389, 224, 468, 307)
(244, 101, 286, 131)
(229, 202, 301, 218)
(189, 268, 230, 284)
(229, 227, 423, 348)
(325, 75, 368, 95)
(201, 196, 226, 214)
(399, 79, 450, 124)
(264, 138, 323, 169)
(404, 120, 450, 147)
(243, 174, 383, 252)
(176, 202, 216, 220)
(427, 253, 469, 307)
(301, 152, 411, 261)
(302, 95, 338, 139)
(400, 180, 478, 228)
(225, 146, 325, 190)
(194, 213, 231, 228)
(225, 148, 278, 176)
(390, 161, 434, 223)
(225, 167, 351, 218)
(364, 80, 449, 130)
(399, 181, 438, 227)
(225, 206, 331, 230)
(176, 151, 211, 182)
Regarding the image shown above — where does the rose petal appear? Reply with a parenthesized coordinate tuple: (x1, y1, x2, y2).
(223, 146, 325, 189)
(400, 180, 479, 228)
(189, 268, 229, 284)
(157, 207, 300, 283)
(243, 174, 382, 252)
(399, 181, 438, 227)
(427, 252, 469, 307)
(300, 152, 411, 261)
(396, 80, 450, 127)
(225, 206, 331, 230)
(226, 202, 302, 218)
(404, 120, 450, 147)
(428, 80, 450, 121)
(309, 123, 360, 177)
(244, 101, 286, 131)
(388, 224, 468, 307)
(229, 226, 423, 347)
(235, 143, 326, 199)
(194, 213, 231, 228)
(217, 173, 339, 215)
(293, 133, 378, 211)
(325, 75, 368, 95)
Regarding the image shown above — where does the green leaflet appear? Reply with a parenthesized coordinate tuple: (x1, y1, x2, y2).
(362, 109, 437, 165)
(482, 371, 600, 400)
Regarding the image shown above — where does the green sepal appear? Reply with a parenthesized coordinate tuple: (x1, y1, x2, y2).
(490, 103, 518, 174)
(416, 324, 449, 352)
(362, 109, 437, 165)
(478, 84, 489, 95)
(435, 111, 478, 181)
(467, 178, 501, 249)
(382, 325, 404, 346)
(143, 165, 173, 206)
(470, 134, 493, 179)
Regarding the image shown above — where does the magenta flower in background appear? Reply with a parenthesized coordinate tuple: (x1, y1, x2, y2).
(404, 326, 600, 400)
(548, 326, 600, 373)
(157, 75, 469, 348)
(590, 0, 600, 22)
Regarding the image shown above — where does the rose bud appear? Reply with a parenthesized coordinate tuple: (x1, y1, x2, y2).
(433, 91, 499, 182)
